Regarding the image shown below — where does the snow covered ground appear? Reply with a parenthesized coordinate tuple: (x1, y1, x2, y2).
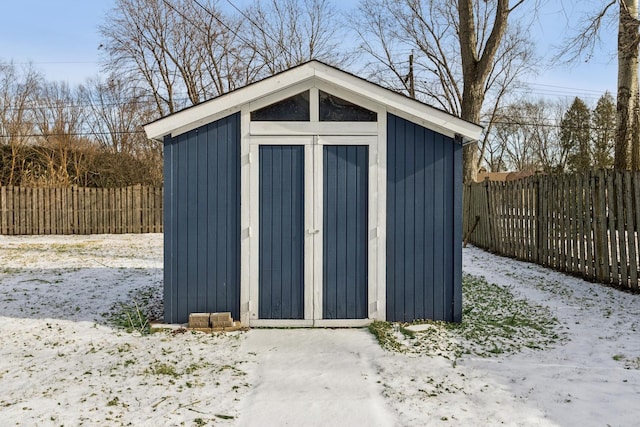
(0, 234, 638, 426)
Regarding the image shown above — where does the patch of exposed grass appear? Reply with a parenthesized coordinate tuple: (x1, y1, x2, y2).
(371, 274, 564, 359)
(449, 274, 563, 357)
(368, 321, 402, 352)
(103, 285, 162, 335)
(106, 396, 120, 407)
(612, 354, 640, 369)
(149, 363, 179, 378)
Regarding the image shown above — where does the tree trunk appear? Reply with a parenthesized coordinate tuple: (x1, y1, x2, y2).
(460, 80, 484, 183)
(616, 0, 639, 170)
(458, 0, 511, 182)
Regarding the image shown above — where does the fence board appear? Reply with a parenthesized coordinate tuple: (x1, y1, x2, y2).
(561, 176, 569, 271)
(516, 179, 524, 259)
(582, 173, 593, 278)
(635, 171, 640, 290)
(134, 184, 141, 233)
(574, 173, 588, 276)
(115, 188, 121, 233)
(615, 171, 628, 286)
(596, 172, 607, 282)
(575, 174, 582, 274)
(18, 187, 26, 235)
(624, 171, 638, 290)
(539, 176, 548, 265)
(567, 174, 576, 272)
(107, 188, 114, 233)
(552, 175, 560, 269)
(575, 174, 584, 275)
(0, 186, 6, 234)
(605, 174, 617, 284)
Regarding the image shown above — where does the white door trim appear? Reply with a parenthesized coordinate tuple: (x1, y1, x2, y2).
(241, 107, 386, 327)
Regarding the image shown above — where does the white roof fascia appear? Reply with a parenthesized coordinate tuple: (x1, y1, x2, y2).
(144, 61, 483, 143)
(144, 66, 316, 140)
(311, 64, 482, 142)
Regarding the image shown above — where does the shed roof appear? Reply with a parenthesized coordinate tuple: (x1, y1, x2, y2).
(144, 60, 483, 143)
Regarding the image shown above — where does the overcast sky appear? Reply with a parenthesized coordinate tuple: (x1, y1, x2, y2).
(0, 0, 618, 104)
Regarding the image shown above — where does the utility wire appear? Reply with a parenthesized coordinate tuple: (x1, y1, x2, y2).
(0, 61, 98, 66)
(157, 0, 263, 71)
(480, 120, 616, 131)
(0, 96, 191, 112)
(223, 0, 288, 52)
(0, 130, 145, 139)
(163, 0, 254, 50)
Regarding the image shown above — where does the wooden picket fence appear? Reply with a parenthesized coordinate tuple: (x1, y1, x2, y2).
(463, 170, 640, 291)
(0, 185, 163, 235)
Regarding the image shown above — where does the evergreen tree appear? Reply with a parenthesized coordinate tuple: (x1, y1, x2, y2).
(592, 92, 616, 169)
(560, 97, 592, 172)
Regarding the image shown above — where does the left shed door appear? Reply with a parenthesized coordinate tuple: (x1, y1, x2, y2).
(259, 145, 305, 319)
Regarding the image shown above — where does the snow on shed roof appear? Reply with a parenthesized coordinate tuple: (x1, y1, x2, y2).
(144, 60, 483, 143)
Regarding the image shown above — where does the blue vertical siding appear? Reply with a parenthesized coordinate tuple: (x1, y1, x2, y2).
(163, 113, 240, 324)
(386, 113, 462, 322)
(259, 145, 305, 319)
(323, 145, 368, 319)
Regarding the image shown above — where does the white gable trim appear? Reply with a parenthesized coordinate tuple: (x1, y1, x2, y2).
(144, 61, 482, 142)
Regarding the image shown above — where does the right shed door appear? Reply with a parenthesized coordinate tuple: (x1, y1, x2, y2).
(322, 145, 369, 319)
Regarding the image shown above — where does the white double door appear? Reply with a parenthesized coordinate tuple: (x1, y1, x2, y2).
(246, 135, 378, 326)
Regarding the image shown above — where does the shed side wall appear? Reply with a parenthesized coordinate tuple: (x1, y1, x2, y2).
(164, 113, 240, 324)
(386, 113, 462, 322)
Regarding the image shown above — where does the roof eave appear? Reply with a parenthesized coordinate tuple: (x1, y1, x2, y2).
(144, 60, 483, 143)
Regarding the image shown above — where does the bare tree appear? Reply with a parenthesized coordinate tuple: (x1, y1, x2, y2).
(353, 0, 534, 182)
(0, 60, 166, 187)
(101, 0, 183, 116)
(100, 0, 252, 116)
(492, 106, 539, 171)
(532, 101, 569, 173)
(79, 75, 154, 155)
(187, 2, 260, 94)
(32, 81, 87, 186)
(0, 61, 41, 185)
(244, 0, 349, 75)
(100, 0, 348, 117)
(487, 98, 567, 172)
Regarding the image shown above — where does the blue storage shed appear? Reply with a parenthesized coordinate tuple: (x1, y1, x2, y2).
(144, 61, 482, 326)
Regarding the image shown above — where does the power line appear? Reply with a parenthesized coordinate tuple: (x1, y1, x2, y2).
(0, 88, 198, 112)
(0, 61, 98, 66)
(162, 0, 254, 50)
(0, 130, 145, 139)
(530, 82, 609, 94)
(481, 120, 616, 131)
(223, 0, 289, 53)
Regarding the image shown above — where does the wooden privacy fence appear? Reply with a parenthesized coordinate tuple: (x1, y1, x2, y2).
(463, 170, 640, 291)
(0, 185, 163, 235)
